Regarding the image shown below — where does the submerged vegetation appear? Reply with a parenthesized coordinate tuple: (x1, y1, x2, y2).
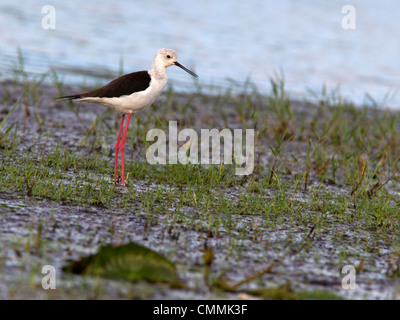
(0, 61, 400, 299)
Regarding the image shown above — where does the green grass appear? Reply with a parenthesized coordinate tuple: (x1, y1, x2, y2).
(1, 64, 400, 299)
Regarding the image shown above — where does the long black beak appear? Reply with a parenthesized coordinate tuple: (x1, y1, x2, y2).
(174, 61, 198, 78)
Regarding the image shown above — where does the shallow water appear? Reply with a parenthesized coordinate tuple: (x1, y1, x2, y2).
(1, 0, 400, 106)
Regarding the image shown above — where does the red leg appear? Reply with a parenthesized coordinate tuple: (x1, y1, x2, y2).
(114, 114, 125, 183)
(120, 112, 132, 186)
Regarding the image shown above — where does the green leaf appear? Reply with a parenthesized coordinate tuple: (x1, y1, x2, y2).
(64, 242, 179, 284)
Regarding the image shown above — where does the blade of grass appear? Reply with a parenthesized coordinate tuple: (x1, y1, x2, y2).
(0, 92, 25, 128)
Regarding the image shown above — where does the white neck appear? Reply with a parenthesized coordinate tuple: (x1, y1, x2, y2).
(150, 60, 167, 81)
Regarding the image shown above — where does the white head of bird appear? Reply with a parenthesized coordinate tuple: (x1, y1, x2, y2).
(151, 48, 198, 79)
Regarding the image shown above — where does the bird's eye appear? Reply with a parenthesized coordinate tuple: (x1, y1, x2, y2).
(166, 55, 171, 59)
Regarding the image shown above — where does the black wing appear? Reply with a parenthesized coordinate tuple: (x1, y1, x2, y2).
(56, 71, 151, 100)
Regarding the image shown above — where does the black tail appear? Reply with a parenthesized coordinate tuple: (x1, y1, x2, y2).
(55, 94, 82, 100)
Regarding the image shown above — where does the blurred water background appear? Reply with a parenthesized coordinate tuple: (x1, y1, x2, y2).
(1, 0, 399, 107)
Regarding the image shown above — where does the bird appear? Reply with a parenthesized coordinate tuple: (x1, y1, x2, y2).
(56, 48, 198, 186)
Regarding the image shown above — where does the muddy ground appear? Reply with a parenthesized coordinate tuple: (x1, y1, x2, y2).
(0, 79, 399, 300)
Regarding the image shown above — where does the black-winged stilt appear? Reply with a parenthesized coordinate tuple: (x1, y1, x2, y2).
(57, 48, 198, 185)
